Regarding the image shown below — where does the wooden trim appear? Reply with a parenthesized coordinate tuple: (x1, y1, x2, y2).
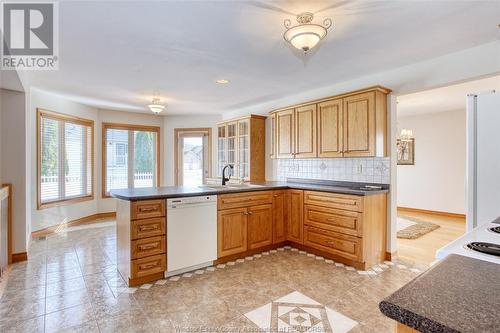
(102, 122, 161, 198)
(1, 184, 13, 264)
(173, 128, 212, 186)
(396, 323, 420, 333)
(216, 114, 267, 125)
(269, 86, 392, 114)
(37, 108, 95, 210)
(385, 251, 397, 261)
(127, 271, 164, 287)
(11, 252, 27, 263)
(214, 242, 286, 265)
(31, 212, 116, 239)
(397, 207, 466, 219)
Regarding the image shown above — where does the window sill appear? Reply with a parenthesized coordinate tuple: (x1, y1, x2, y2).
(37, 195, 94, 210)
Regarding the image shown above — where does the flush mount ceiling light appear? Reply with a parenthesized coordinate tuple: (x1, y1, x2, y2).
(215, 79, 230, 84)
(283, 12, 332, 54)
(148, 98, 165, 114)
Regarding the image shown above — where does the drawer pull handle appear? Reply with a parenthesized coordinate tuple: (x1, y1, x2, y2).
(139, 263, 157, 270)
(139, 243, 158, 251)
(139, 207, 157, 212)
(325, 240, 334, 245)
(139, 225, 158, 231)
(248, 211, 253, 215)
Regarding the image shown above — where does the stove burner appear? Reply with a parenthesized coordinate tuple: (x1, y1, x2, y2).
(489, 226, 500, 235)
(466, 242, 500, 257)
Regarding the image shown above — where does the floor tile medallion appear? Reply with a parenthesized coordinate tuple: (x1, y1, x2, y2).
(245, 291, 358, 333)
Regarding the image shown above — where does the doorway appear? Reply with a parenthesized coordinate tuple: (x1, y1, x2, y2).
(174, 128, 212, 186)
(393, 76, 500, 266)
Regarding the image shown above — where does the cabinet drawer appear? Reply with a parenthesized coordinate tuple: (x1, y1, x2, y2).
(131, 217, 165, 240)
(304, 191, 363, 212)
(304, 205, 362, 236)
(304, 226, 362, 262)
(131, 236, 165, 259)
(218, 191, 273, 210)
(131, 254, 166, 278)
(131, 200, 165, 219)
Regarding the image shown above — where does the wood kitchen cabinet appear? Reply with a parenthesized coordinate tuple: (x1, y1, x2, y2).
(217, 191, 274, 260)
(272, 190, 286, 244)
(295, 104, 317, 158)
(276, 108, 294, 158)
(318, 99, 343, 157)
(247, 204, 273, 250)
(270, 86, 390, 158)
(216, 115, 266, 182)
(116, 198, 167, 287)
(286, 189, 303, 244)
(217, 207, 248, 257)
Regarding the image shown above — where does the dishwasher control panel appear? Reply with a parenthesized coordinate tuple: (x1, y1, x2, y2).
(167, 195, 217, 208)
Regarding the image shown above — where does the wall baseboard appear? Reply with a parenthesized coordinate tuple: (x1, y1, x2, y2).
(385, 251, 397, 261)
(32, 212, 116, 239)
(12, 252, 28, 263)
(397, 207, 465, 219)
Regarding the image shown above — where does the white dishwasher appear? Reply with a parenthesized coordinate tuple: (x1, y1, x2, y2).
(166, 195, 217, 276)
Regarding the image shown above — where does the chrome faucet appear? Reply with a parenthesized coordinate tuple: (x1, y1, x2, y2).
(221, 164, 234, 186)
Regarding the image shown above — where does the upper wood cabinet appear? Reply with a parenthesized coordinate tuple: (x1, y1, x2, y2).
(217, 115, 266, 182)
(276, 108, 294, 158)
(295, 104, 317, 158)
(270, 86, 390, 159)
(318, 99, 343, 157)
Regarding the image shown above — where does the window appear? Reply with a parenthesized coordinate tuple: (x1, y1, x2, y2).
(37, 109, 94, 209)
(102, 123, 160, 197)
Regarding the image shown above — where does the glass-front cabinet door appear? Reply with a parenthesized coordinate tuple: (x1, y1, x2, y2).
(238, 119, 250, 180)
(217, 125, 226, 177)
(226, 122, 238, 178)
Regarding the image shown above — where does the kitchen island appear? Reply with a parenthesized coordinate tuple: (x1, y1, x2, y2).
(111, 179, 389, 286)
(379, 254, 500, 333)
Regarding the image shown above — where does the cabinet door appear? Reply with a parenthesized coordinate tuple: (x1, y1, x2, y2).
(217, 208, 247, 257)
(226, 122, 238, 177)
(276, 109, 294, 158)
(270, 114, 276, 159)
(217, 125, 227, 177)
(318, 99, 343, 157)
(247, 204, 273, 250)
(287, 190, 303, 244)
(295, 104, 317, 158)
(343, 92, 376, 157)
(272, 190, 286, 244)
(237, 119, 250, 180)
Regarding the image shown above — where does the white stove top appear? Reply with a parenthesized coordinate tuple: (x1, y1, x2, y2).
(436, 221, 500, 264)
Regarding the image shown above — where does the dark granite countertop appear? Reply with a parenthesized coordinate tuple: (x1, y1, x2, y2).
(379, 254, 500, 333)
(110, 178, 389, 201)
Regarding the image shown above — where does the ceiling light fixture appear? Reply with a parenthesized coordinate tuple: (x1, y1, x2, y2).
(283, 12, 332, 54)
(148, 98, 165, 114)
(215, 79, 230, 84)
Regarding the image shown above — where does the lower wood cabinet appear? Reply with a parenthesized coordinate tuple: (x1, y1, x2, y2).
(217, 207, 248, 257)
(247, 204, 273, 250)
(287, 190, 303, 244)
(303, 226, 362, 262)
(272, 190, 286, 244)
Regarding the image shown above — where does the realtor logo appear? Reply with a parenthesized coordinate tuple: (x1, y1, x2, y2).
(1, 2, 59, 70)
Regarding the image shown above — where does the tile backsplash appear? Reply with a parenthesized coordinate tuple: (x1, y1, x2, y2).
(276, 157, 390, 184)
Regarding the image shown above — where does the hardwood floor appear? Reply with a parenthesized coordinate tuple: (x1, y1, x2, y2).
(396, 210, 466, 267)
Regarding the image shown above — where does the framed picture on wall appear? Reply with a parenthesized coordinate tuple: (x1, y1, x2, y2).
(397, 138, 415, 165)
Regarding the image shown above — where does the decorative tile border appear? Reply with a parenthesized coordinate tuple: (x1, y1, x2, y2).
(132, 247, 426, 291)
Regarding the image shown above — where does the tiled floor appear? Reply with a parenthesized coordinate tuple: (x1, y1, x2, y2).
(0, 221, 423, 333)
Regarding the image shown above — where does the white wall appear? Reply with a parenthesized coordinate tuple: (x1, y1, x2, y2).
(397, 110, 466, 214)
(1, 88, 28, 254)
(162, 115, 221, 186)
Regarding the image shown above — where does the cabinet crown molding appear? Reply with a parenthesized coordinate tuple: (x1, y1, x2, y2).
(268, 85, 391, 114)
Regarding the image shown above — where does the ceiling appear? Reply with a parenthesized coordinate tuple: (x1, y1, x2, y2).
(16, 0, 500, 115)
(397, 75, 500, 117)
